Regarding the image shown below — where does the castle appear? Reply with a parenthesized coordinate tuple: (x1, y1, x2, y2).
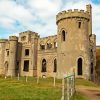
(0, 4, 96, 80)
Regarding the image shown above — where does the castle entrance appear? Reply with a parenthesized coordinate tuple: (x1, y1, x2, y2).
(77, 58, 82, 75)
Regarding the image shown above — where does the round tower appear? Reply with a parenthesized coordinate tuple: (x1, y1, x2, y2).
(0, 39, 8, 75)
(56, 5, 92, 79)
(7, 36, 18, 76)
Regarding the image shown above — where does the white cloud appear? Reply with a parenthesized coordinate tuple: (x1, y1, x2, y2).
(0, 0, 99, 45)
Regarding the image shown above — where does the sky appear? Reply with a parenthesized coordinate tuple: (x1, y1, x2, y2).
(0, 0, 100, 45)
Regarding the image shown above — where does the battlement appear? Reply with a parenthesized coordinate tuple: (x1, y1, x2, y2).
(0, 39, 8, 43)
(56, 9, 90, 24)
(9, 36, 18, 41)
(19, 30, 38, 36)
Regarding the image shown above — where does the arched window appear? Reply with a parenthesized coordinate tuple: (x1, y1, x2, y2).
(78, 22, 81, 28)
(54, 59, 57, 72)
(5, 61, 8, 75)
(77, 58, 82, 75)
(42, 59, 46, 72)
(62, 30, 65, 41)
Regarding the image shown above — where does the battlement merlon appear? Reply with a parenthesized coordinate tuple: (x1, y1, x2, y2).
(86, 4, 92, 14)
(0, 39, 8, 43)
(56, 5, 92, 24)
(9, 36, 18, 41)
(86, 4, 92, 35)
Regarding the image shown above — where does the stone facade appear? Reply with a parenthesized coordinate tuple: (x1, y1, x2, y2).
(0, 4, 96, 80)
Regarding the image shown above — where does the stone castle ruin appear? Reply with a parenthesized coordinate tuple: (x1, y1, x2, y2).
(0, 4, 96, 80)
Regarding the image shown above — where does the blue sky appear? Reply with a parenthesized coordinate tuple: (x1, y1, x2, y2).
(0, 0, 100, 45)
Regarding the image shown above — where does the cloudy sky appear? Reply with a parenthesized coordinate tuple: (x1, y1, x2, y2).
(0, 0, 100, 45)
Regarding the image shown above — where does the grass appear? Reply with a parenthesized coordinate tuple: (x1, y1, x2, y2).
(71, 92, 87, 100)
(0, 76, 99, 100)
(75, 78, 99, 87)
(0, 76, 62, 100)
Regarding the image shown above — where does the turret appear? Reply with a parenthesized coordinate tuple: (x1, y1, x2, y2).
(86, 4, 92, 36)
(0, 39, 8, 74)
(56, 5, 92, 79)
(7, 36, 18, 76)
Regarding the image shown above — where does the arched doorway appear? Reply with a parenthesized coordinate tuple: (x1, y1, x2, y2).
(77, 58, 82, 75)
(54, 59, 57, 72)
(41, 59, 46, 72)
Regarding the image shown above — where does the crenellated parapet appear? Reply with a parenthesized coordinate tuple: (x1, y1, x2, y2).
(9, 36, 18, 41)
(19, 31, 38, 36)
(0, 39, 8, 43)
(56, 9, 90, 24)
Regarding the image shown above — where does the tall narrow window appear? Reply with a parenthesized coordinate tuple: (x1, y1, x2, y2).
(7, 51, 9, 56)
(54, 59, 57, 72)
(54, 42, 57, 48)
(91, 62, 93, 74)
(25, 49, 29, 56)
(78, 22, 81, 28)
(41, 59, 46, 72)
(23, 60, 29, 72)
(77, 58, 82, 75)
(62, 30, 65, 41)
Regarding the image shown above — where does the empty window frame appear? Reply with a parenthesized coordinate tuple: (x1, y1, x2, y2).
(23, 60, 29, 72)
(78, 22, 81, 28)
(7, 51, 9, 56)
(25, 49, 29, 56)
(40, 44, 45, 50)
(47, 43, 52, 49)
(54, 42, 57, 48)
(41, 59, 46, 72)
(53, 59, 57, 72)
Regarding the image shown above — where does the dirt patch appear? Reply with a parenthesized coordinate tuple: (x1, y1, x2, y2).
(77, 86, 100, 100)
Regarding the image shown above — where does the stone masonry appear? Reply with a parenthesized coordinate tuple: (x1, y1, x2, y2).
(0, 4, 96, 80)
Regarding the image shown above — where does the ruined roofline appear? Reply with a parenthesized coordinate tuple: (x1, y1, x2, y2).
(40, 34, 57, 39)
(19, 30, 38, 35)
(9, 36, 18, 41)
(0, 39, 8, 43)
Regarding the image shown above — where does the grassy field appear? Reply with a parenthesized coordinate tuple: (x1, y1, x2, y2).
(0, 76, 98, 100)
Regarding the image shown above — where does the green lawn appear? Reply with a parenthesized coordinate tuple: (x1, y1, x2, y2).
(0, 76, 62, 100)
(0, 76, 97, 100)
(75, 78, 99, 87)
